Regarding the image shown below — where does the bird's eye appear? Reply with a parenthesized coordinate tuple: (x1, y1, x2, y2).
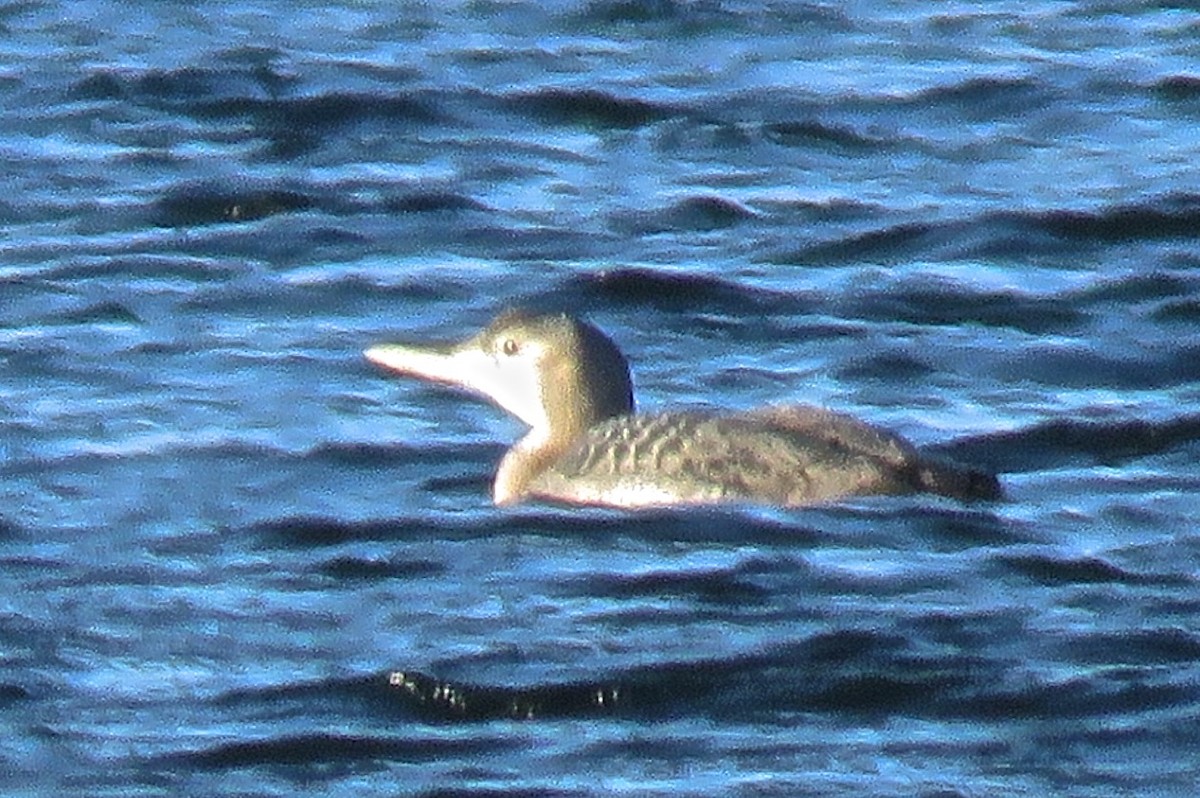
(502, 339, 520, 356)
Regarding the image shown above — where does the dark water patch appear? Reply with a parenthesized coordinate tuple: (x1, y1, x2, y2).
(43, 255, 247, 282)
(963, 674, 1191, 722)
(816, 504, 1029, 550)
(380, 632, 1013, 722)
(1079, 270, 1195, 302)
(127, 339, 202, 356)
(561, 566, 773, 606)
(317, 555, 445, 582)
(304, 226, 371, 246)
(253, 516, 447, 548)
(182, 271, 477, 316)
(0, 553, 67, 578)
(905, 608, 1032, 653)
(997, 341, 1200, 390)
(1064, 627, 1200, 666)
(1154, 74, 1200, 102)
(662, 195, 757, 228)
(185, 90, 442, 157)
(56, 301, 142, 326)
(497, 505, 808, 546)
(386, 669, 633, 721)
(0, 683, 31, 707)
(414, 790, 579, 798)
(3, 438, 285, 477)
(211, 47, 301, 100)
(69, 71, 126, 101)
(71, 62, 298, 108)
(0, 516, 23, 539)
(704, 363, 821, 394)
(1033, 193, 1200, 243)
(583, 0, 679, 23)
(781, 220, 936, 265)
(384, 191, 489, 214)
(845, 275, 1084, 335)
(382, 658, 714, 722)
(260, 128, 321, 160)
(995, 552, 1159, 587)
(504, 88, 675, 129)
(1154, 298, 1200, 323)
(793, 213, 1030, 265)
(910, 76, 1046, 119)
(591, 604, 726, 629)
(254, 506, 825, 549)
(69, 67, 208, 103)
(653, 116, 754, 156)
(762, 119, 886, 153)
(135, 66, 231, 102)
(420, 472, 493, 496)
(1097, 501, 1192, 539)
(685, 307, 855, 346)
(0, 343, 63, 384)
(607, 194, 756, 234)
(554, 266, 813, 316)
(46, 562, 207, 589)
(678, 2, 852, 33)
(305, 441, 484, 470)
(162, 731, 516, 770)
(801, 669, 973, 716)
(777, 195, 1200, 266)
(751, 195, 882, 223)
(451, 223, 614, 263)
(810, 566, 960, 601)
(893, 503, 1020, 548)
(193, 91, 442, 130)
(579, 0, 723, 25)
(0, 196, 61, 226)
(411, 789, 579, 798)
(835, 350, 936, 381)
(154, 183, 314, 227)
(1072, 269, 1197, 307)
(941, 413, 1200, 474)
(213, 672, 383, 709)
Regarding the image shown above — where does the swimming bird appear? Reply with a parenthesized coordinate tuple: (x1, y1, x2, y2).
(364, 310, 1001, 508)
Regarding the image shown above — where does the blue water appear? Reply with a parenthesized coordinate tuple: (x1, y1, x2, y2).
(3, 1, 1200, 795)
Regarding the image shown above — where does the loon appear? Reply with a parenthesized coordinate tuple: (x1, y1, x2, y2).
(364, 310, 1001, 509)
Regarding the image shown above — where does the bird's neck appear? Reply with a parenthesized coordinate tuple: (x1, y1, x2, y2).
(491, 384, 626, 505)
(493, 424, 575, 505)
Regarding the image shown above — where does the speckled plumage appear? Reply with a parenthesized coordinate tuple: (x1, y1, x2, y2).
(530, 407, 998, 507)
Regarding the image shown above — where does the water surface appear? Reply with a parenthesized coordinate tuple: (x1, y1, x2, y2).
(2, 2, 1199, 795)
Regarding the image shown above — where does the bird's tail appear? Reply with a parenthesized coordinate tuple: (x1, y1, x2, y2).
(916, 457, 1004, 502)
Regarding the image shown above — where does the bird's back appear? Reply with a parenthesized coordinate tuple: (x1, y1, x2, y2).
(527, 406, 1000, 509)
